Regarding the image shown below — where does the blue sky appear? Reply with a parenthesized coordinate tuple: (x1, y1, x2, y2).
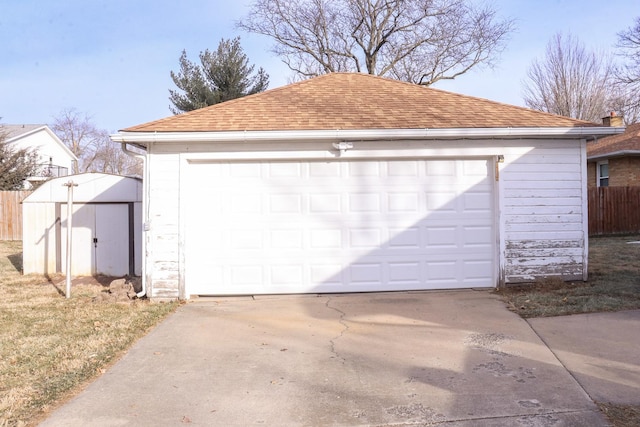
(0, 0, 637, 133)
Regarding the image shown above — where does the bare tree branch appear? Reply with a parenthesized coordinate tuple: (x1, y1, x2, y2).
(51, 109, 142, 176)
(614, 16, 640, 122)
(51, 109, 103, 173)
(522, 33, 615, 123)
(238, 0, 514, 84)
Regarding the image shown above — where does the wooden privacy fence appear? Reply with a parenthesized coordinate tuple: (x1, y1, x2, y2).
(0, 191, 32, 240)
(588, 186, 640, 235)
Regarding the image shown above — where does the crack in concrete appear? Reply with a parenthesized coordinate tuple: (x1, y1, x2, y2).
(325, 297, 349, 364)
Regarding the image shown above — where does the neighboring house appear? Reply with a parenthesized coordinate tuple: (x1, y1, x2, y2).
(111, 73, 623, 301)
(3, 124, 77, 188)
(587, 118, 640, 187)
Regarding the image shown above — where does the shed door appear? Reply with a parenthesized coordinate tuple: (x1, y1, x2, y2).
(60, 204, 130, 276)
(185, 159, 495, 296)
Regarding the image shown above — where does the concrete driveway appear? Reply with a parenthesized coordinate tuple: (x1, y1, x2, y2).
(40, 290, 610, 426)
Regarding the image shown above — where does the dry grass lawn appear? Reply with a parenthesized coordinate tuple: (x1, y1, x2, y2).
(2, 235, 638, 426)
(497, 234, 640, 318)
(0, 240, 177, 427)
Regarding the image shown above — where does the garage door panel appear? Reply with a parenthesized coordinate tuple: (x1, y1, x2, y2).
(310, 264, 343, 285)
(186, 159, 495, 295)
(463, 192, 493, 211)
(387, 193, 420, 212)
(388, 227, 420, 248)
(464, 260, 494, 281)
(309, 162, 341, 176)
(388, 262, 421, 285)
(270, 194, 303, 213)
(463, 226, 494, 246)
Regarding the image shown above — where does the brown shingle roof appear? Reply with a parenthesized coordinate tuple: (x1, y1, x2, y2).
(587, 123, 640, 158)
(123, 73, 597, 132)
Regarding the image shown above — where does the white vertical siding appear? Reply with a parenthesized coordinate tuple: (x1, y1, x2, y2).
(146, 146, 182, 299)
(22, 203, 57, 275)
(501, 140, 586, 282)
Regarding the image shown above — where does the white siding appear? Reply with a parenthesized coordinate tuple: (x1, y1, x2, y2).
(9, 128, 76, 173)
(146, 146, 182, 299)
(143, 138, 588, 299)
(22, 203, 58, 275)
(500, 141, 586, 282)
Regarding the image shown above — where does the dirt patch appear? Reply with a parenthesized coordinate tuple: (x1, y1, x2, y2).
(49, 276, 143, 304)
(598, 403, 640, 427)
(93, 277, 141, 303)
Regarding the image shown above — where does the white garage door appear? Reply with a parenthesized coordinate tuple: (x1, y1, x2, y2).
(185, 158, 494, 296)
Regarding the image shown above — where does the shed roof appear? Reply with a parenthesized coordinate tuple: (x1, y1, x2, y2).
(587, 123, 640, 159)
(123, 73, 599, 133)
(23, 173, 142, 203)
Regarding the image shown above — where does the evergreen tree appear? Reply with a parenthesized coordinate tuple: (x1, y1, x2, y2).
(0, 128, 39, 190)
(169, 37, 269, 114)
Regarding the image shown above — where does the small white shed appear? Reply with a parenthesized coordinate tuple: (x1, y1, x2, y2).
(22, 173, 142, 277)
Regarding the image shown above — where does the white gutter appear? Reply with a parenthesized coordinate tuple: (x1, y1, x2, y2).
(120, 143, 148, 299)
(110, 126, 626, 144)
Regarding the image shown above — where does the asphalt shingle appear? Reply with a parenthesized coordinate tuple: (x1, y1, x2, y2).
(123, 73, 598, 132)
(587, 123, 640, 157)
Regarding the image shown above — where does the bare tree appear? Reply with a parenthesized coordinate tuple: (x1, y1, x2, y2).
(615, 16, 640, 122)
(92, 140, 143, 176)
(51, 109, 103, 173)
(522, 33, 615, 122)
(238, 0, 514, 85)
(608, 87, 640, 124)
(51, 109, 141, 175)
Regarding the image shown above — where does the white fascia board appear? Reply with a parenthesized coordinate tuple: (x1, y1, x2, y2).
(110, 126, 626, 144)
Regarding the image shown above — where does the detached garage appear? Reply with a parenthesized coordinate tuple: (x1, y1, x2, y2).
(22, 173, 142, 277)
(111, 73, 623, 300)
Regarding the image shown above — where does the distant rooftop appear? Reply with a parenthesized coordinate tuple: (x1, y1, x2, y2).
(2, 124, 47, 140)
(588, 123, 640, 159)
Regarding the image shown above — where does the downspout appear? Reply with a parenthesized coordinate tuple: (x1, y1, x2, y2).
(581, 136, 598, 282)
(121, 142, 148, 298)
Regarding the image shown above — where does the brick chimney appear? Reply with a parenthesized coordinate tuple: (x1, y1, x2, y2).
(602, 111, 624, 127)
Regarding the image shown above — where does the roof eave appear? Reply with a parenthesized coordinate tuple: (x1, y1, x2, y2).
(110, 126, 625, 144)
(6, 125, 79, 161)
(587, 150, 640, 161)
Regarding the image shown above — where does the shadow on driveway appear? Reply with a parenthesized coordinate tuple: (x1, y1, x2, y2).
(40, 290, 611, 426)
